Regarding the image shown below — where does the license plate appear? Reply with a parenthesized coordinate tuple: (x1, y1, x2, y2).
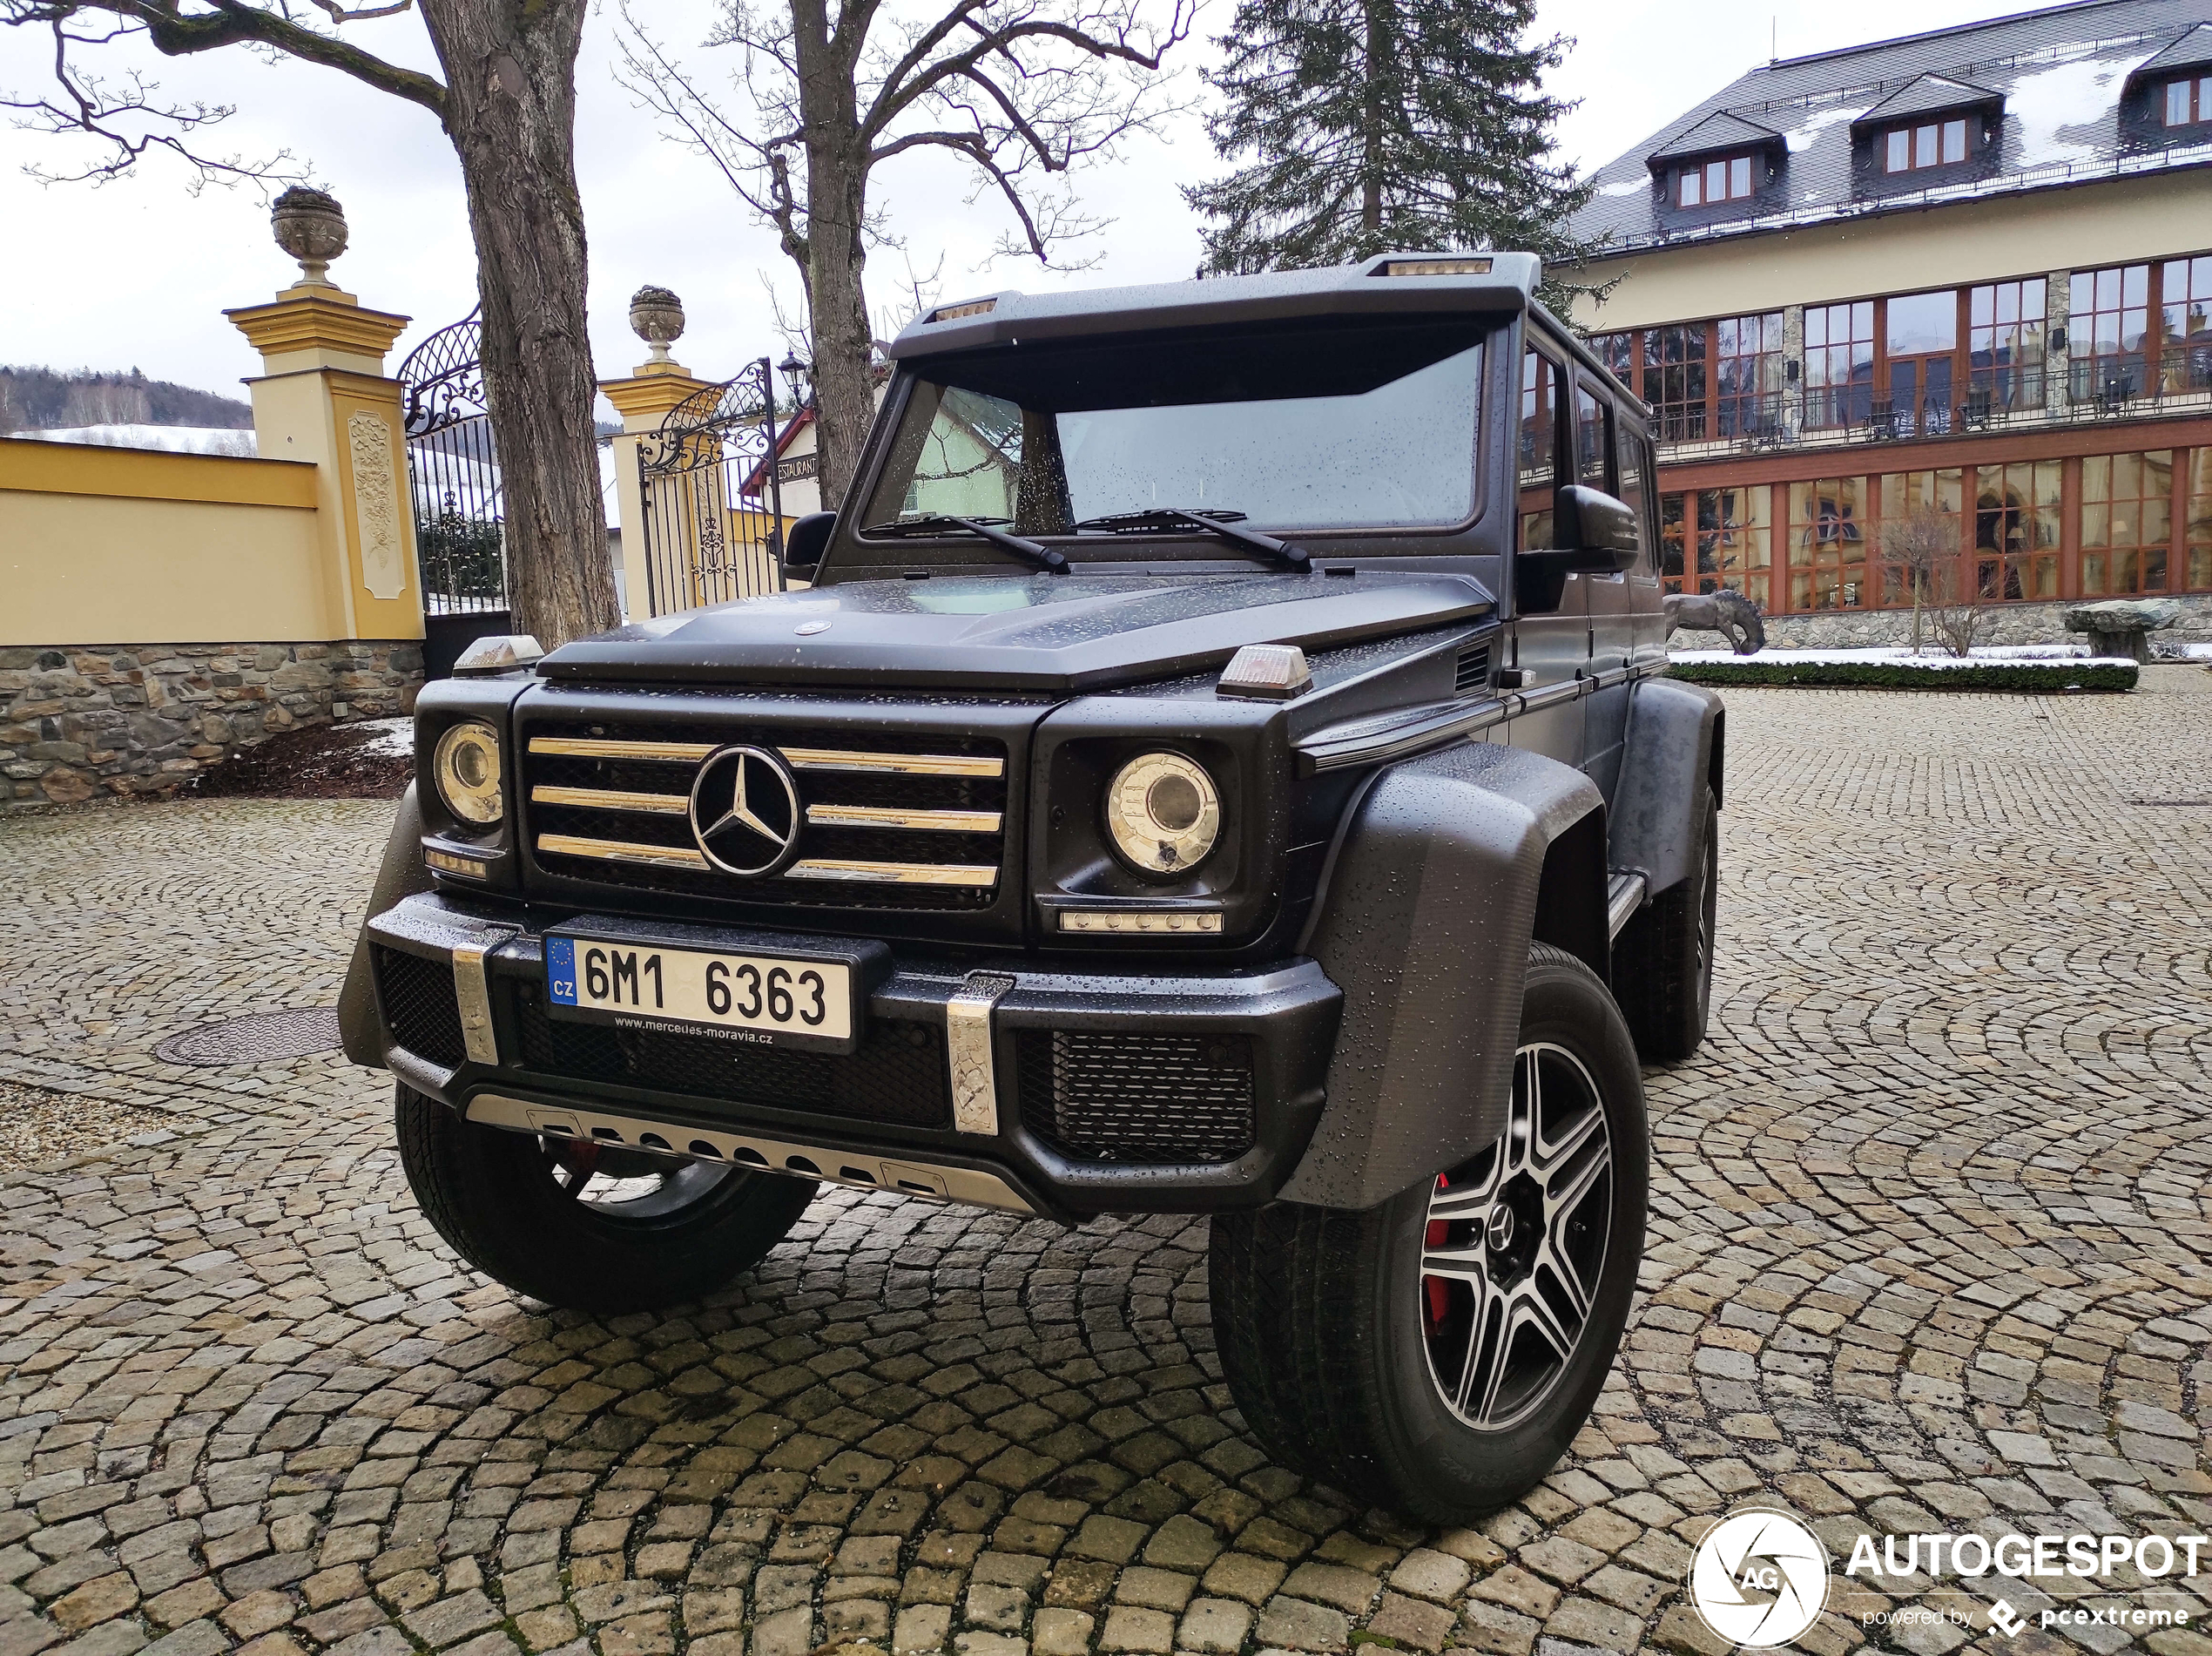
(546, 935, 853, 1045)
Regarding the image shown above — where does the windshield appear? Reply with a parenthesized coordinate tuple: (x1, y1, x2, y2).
(861, 318, 1489, 550)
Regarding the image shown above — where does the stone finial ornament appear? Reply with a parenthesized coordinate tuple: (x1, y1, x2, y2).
(629, 286, 685, 362)
(271, 186, 349, 287)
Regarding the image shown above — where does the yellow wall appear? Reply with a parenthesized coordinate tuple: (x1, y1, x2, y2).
(1568, 172, 2212, 332)
(0, 439, 334, 645)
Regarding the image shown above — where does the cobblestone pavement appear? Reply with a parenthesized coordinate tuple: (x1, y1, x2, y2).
(3, 680, 2209, 1656)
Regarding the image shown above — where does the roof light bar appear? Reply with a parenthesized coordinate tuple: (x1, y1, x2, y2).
(1376, 258, 1494, 277)
(929, 298, 997, 321)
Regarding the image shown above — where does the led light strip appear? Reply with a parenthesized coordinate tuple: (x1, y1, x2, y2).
(1060, 911, 1224, 934)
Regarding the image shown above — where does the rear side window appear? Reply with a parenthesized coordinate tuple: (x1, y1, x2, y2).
(1615, 425, 1654, 575)
(1520, 348, 1562, 551)
(1575, 385, 1611, 493)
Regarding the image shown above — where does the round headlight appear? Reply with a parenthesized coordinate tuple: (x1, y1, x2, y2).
(433, 720, 503, 826)
(1104, 752, 1221, 876)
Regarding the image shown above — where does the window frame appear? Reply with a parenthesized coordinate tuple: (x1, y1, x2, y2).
(1882, 116, 1969, 172)
(1676, 153, 1757, 207)
(2164, 74, 2212, 127)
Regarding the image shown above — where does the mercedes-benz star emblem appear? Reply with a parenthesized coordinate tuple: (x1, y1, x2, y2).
(688, 745, 801, 876)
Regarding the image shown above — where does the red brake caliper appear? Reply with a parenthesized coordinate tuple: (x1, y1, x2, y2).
(1424, 1175, 1452, 1327)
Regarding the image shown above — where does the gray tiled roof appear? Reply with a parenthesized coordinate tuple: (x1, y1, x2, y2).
(1570, 0, 2212, 258)
(1852, 73, 2004, 127)
(1649, 111, 1786, 164)
(2131, 19, 2212, 75)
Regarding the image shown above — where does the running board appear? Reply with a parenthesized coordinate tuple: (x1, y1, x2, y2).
(1606, 872, 1648, 940)
(463, 1092, 1037, 1215)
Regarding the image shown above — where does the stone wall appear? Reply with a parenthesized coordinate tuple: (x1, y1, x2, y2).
(1671, 593, 2212, 652)
(1, 640, 422, 808)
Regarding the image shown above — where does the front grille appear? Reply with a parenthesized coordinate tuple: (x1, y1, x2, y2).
(511, 982, 950, 1128)
(1016, 1031, 1256, 1164)
(373, 946, 466, 1067)
(523, 719, 1007, 911)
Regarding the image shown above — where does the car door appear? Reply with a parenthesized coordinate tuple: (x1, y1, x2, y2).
(1506, 341, 1588, 764)
(1575, 382, 1637, 800)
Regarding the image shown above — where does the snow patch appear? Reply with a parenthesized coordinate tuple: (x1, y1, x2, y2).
(1784, 103, 1860, 153)
(2008, 52, 2138, 166)
(347, 718, 415, 759)
(18, 424, 256, 456)
(1595, 176, 1649, 198)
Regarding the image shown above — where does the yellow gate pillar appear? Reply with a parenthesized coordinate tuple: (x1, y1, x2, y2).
(224, 189, 423, 647)
(602, 287, 713, 619)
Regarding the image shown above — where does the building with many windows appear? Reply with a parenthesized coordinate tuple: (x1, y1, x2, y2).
(1566, 0, 2212, 645)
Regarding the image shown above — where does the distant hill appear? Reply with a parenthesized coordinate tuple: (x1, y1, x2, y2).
(0, 366, 253, 435)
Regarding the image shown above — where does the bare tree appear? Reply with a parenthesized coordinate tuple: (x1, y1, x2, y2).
(616, 0, 1193, 510)
(1878, 504, 1958, 654)
(2, 0, 620, 647)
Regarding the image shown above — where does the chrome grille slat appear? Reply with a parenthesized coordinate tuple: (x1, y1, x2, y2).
(531, 785, 690, 814)
(781, 747, 1003, 778)
(805, 803, 1002, 833)
(529, 737, 715, 762)
(538, 833, 709, 869)
(784, 859, 999, 887)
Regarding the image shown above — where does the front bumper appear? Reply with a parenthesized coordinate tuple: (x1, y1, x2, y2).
(365, 894, 1342, 1223)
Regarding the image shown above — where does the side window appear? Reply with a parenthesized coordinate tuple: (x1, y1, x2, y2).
(1575, 384, 1611, 493)
(1615, 425, 1654, 576)
(1520, 348, 1561, 551)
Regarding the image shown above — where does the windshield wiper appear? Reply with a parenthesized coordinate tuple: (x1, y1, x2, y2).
(1072, 508, 1311, 572)
(861, 513, 1068, 573)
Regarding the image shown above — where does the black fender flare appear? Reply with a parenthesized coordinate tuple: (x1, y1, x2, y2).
(337, 781, 434, 1069)
(1278, 741, 1606, 1210)
(1608, 677, 1724, 897)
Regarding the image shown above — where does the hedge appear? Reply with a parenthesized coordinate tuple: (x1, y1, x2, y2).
(1667, 659, 2138, 692)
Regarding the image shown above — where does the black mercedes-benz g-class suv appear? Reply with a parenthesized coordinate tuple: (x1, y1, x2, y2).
(341, 252, 1723, 1521)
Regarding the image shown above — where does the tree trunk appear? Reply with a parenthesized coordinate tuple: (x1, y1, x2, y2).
(788, 0, 873, 513)
(418, 0, 619, 650)
(1359, 0, 1385, 240)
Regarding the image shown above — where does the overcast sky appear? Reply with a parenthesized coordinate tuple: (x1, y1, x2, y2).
(0, 0, 2051, 410)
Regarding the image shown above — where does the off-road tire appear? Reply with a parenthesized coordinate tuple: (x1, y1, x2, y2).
(1615, 788, 1719, 1063)
(395, 1086, 817, 1313)
(1210, 944, 1648, 1522)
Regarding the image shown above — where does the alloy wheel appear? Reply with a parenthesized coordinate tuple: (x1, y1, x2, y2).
(1419, 1042, 1614, 1430)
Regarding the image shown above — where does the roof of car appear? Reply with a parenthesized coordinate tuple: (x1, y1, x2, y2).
(883, 253, 1542, 360)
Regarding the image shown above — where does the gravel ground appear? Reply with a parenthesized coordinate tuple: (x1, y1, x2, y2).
(0, 1077, 186, 1167)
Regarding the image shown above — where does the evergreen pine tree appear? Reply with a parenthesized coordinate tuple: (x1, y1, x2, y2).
(1185, 0, 1596, 283)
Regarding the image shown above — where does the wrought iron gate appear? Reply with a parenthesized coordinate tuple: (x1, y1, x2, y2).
(398, 308, 508, 615)
(637, 357, 786, 615)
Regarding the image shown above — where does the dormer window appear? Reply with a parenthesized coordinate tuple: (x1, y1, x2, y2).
(2167, 75, 2211, 125)
(1885, 118, 1968, 172)
(1679, 155, 1755, 206)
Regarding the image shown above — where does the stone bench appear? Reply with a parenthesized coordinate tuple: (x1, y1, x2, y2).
(2061, 598, 2181, 664)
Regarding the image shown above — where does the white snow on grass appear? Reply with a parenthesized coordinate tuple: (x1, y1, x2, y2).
(347, 718, 415, 759)
(17, 424, 256, 456)
(1672, 646, 2136, 669)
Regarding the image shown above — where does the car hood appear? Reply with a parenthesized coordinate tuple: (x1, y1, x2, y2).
(540, 571, 1494, 693)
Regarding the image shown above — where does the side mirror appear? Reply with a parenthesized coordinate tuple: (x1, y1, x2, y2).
(1514, 485, 1642, 613)
(1552, 484, 1642, 572)
(781, 511, 836, 580)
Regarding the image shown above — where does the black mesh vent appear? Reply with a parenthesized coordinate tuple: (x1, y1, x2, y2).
(1454, 643, 1492, 697)
(373, 946, 466, 1068)
(511, 982, 950, 1128)
(1016, 1031, 1255, 1164)
(524, 719, 1007, 912)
